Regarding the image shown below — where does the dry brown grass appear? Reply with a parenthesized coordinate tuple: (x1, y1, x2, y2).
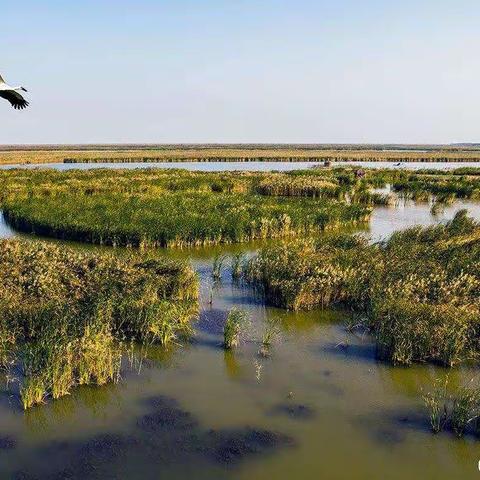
(2, 145, 480, 165)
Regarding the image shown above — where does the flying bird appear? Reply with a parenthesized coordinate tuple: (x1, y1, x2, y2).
(0, 73, 29, 110)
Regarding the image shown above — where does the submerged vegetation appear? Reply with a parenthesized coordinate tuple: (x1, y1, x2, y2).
(0, 240, 198, 408)
(245, 211, 480, 366)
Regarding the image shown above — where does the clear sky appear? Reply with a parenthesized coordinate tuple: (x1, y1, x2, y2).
(2, 0, 479, 144)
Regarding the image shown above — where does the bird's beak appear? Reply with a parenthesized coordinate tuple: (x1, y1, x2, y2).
(21, 87, 28, 92)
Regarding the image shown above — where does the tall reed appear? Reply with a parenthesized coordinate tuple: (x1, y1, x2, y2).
(0, 240, 198, 408)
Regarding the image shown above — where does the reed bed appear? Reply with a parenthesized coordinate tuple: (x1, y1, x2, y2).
(3, 166, 479, 249)
(0, 240, 198, 408)
(0, 169, 372, 248)
(1, 166, 478, 202)
(254, 175, 340, 198)
(245, 211, 480, 366)
(392, 176, 480, 200)
(2, 145, 480, 165)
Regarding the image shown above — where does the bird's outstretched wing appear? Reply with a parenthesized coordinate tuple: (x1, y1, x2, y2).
(0, 90, 29, 109)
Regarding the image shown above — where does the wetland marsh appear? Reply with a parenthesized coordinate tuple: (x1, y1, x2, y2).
(1, 164, 480, 479)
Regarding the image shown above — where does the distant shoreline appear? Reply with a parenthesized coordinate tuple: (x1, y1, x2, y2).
(1, 144, 480, 165)
(1, 143, 480, 152)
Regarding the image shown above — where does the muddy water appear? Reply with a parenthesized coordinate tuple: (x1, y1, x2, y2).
(1, 200, 480, 479)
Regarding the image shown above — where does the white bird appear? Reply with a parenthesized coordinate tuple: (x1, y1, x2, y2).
(0, 73, 29, 110)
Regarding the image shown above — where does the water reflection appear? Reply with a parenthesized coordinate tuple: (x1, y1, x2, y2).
(223, 350, 245, 380)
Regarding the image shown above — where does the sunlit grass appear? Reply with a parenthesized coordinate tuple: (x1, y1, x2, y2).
(0, 240, 198, 408)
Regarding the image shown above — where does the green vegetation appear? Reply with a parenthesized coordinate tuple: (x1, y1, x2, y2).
(231, 253, 246, 281)
(0, 169, 372, 248)
(258, 318, 282, 357)
(0, 240, 198, 408)
(423, 377, 480, 437)
(223, 308, 249, 349)
(212, 254, 227, 281)
(245, 211, 480, 366)
(2, 165, 480, 419)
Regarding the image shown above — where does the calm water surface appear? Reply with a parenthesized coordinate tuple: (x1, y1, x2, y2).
(1, 160, 480, 171)
(1, 194, 480, 479)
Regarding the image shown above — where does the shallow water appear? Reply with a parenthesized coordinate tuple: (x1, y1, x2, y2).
(1, 160, 480, 172)
(1, 199, 480, 479)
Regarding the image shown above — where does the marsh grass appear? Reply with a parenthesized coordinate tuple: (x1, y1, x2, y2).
(0, 169, 374, 248)
(262, 318, 282, 347)
(245, 211, 480, 366)
(212, 254, 227, 282)
(3, 144, 480, 166)
(423, 377, 480, 437)
(0, 240, 198, 408)
(231, 253, 246, 281)
(223, 308, 249, 349)
(258, 318, 282, 357)
(423, 378, 449, 434)
(4, 167, 476, 250)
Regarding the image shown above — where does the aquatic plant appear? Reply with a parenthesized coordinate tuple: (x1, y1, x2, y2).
(231, 253, 246, 281)
(223, 308, 249, 349)
(0, 240, 198, 408)
(422, 378, 449, 434)
(262, 318, 282, 348)
(450, 388, 480, 437)
(212, 254, 227, 281)
(2, 190, 371, 248)
(423, 377, 480, 437)
(3, 144, 480, 167)
(245, 211, 480, 366)
(258, 318, 282, 357)
(255, 174, 340, 198)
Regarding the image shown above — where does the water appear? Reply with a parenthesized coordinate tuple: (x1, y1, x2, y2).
(1, 160, 480, 172)
(1, 199, 480, 478)
(0, 211, 16, 238)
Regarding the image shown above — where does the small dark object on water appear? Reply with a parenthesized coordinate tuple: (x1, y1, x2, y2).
(323, 160, 331, 167)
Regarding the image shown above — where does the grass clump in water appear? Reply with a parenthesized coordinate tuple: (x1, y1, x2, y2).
(245, 211, 480, 366)
(423, 378, 449, 434)
(223, 308, 249, 349)
(231, 253, 246, 281)
(423, 377, 480, 437)
(259, 318, 282, 357)
(212, 254, 227, 281)
(0, 240, 198, 408)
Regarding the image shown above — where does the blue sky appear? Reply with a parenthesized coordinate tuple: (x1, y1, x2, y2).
(2, 1, 479, 144)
